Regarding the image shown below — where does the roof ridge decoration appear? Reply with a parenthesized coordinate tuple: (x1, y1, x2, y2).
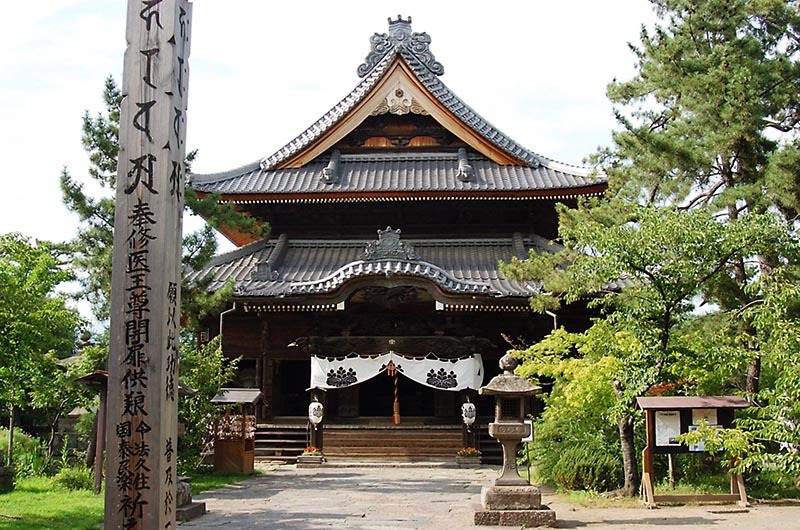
(321, 150, 341, 184)
(364, 226, 418, 261)
(285, 259, 494, 297)
(456, 148, 473, 182)
(357, 15, 444, 78)
(252, 233, 288, 281)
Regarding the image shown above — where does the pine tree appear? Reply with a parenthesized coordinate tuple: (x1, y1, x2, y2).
(596, 0, 800, 394)
(61, 76, 268, 327)
(505, 0, 800, 495)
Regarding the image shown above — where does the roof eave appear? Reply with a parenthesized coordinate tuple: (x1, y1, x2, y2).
(196, 183, 607, 206)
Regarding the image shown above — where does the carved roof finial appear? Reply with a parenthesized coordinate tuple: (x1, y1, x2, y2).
(388, 15, 412, 38)
(357, 15, 444, 78)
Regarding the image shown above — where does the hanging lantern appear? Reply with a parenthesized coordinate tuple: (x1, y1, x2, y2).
(308, 400, 324, 426)
(461, 401, 477, 426)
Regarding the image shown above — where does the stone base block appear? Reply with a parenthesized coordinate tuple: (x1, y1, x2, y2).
(474, 507, 556, 527)
(176, 501, 206, 521)
(481, 485, 542, 510)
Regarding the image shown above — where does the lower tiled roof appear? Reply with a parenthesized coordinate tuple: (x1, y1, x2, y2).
(187, 234, 558, 301)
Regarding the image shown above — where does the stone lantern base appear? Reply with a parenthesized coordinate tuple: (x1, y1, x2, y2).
(473, 485, 556, 527)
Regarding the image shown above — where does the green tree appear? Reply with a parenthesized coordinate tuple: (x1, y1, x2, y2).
(738, 269, 800, 486)
(515, 327, 625, 491)
(178, 336, 239, 472)
(60, 76, 267, 326)
(503, 204, 789, 495)
(0, 234, 81, 466)
(596, 0, 800, 393)
(29, 341, 107, 461)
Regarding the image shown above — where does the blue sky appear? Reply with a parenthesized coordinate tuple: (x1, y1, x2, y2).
(0, 1, 655, 247)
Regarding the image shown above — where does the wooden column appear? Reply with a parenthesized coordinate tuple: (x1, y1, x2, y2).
(94, 380, 107, 495)
(642, 410, 656, 507)
(105, 1, 192, 528)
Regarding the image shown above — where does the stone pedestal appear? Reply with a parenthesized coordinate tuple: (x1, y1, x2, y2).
(0, 466, 14, 493)
(481, 485, 541, 510)
(474, 485, 555, 527)
(175, 476, 206, 522)
(473, 507, 556, 527)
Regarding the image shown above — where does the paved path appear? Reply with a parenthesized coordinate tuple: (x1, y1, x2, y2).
(181, 464, 800, 529)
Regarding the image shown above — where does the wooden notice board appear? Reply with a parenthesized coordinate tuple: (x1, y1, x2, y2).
(636, 396, 750, 508)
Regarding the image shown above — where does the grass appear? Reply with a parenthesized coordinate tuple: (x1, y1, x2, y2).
(187, 470, 259, 494)
(553, 469, 800, 509)
(0, 470, 255, 529)
(556, 489, 641, 508)
(0, 476, 103, 530)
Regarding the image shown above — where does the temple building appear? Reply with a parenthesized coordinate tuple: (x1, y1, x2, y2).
(187, 16, 605, 460)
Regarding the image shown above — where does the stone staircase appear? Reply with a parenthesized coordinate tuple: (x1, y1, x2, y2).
(254, 422, 508, 464)
(254, 423, 307, 463)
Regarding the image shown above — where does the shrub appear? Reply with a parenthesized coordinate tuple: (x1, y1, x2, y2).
(53, 466, 93, 491)
(549, 444, 624, 492)
(0, 427, 55, 477)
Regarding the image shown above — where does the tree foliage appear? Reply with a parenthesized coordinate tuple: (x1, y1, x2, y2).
(505, 0, 800, 495)
(60, 76, 267, 325)
(0, 234, 81, 465)
(177, 336, 239, 472)
(737, 270, 800, 486)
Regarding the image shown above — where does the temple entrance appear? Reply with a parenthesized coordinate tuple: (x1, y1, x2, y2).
(272, 360, 310, 416)
(357, 373, 435, 418)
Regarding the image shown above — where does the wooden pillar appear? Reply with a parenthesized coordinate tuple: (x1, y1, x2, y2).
(392, 372, 401, 425)
(93, 380, 107, 495)
(730, 471, 749, 507)
(104, 1, 192, 528)
(642, 410, 656, 508)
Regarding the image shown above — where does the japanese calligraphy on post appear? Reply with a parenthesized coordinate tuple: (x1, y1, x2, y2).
(105, 1, 192, 528)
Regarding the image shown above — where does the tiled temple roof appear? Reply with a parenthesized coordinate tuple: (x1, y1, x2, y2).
(186, 232, 560, 301)
(187, 16, 602, 200)
(189, 152, 602, 199)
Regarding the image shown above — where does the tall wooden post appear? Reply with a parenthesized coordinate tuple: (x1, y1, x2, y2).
(94, 378, 107, 495)
(642, 410, 656, 507)
(105, 1, 192, 528)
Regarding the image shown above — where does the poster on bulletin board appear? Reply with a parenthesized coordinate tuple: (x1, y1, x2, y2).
(655, 411, 681, 446)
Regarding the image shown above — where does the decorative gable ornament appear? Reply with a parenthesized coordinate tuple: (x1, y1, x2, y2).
(357, 15, 444, 78)
(364, 226, 417, 261)
(372, 87, 429, 116)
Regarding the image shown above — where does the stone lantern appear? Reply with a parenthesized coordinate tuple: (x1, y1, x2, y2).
(475, 353, 555, 527)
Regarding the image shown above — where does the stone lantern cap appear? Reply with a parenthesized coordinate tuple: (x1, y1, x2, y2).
(479, 353, 541, 396)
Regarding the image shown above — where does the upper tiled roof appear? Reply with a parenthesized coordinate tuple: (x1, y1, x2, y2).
(188, 17, 602, 197)
(189, 152, 602, 199)
(187, 232, 559, 301)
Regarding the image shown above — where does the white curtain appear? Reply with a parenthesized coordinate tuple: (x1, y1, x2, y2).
(309, 352, 484, 391)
